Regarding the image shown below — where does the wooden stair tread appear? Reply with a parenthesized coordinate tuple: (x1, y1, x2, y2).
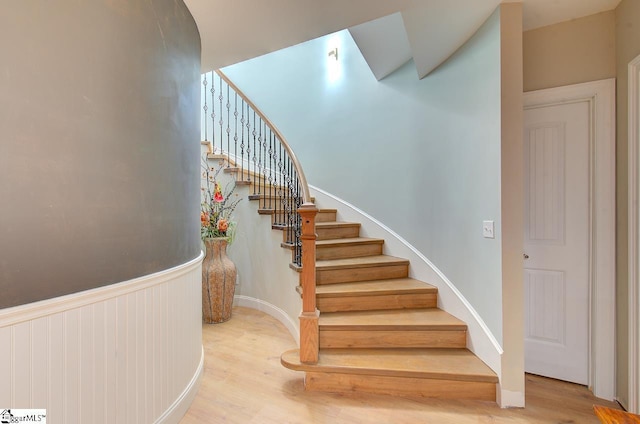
(316, 237, 384, 247)
(248, 194, 315, 203)
(316, 278, 437, 297)
(281, 348, 497, 383)
(316, 255, 409, 270)
(319, 308, 466, 330)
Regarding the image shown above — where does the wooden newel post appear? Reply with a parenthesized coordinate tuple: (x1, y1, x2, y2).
(298, 202, 319, 364)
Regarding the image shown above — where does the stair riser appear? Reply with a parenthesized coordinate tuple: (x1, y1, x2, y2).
(317, 293, 437, 312)
(316, 211, 337, 222)
(316, 243, 383, 260)
(249, 192, 315, 203)
(268, 213, 295, 226)
(316, 226, 360, 240)
(319, 330, 466, 349)
(317, 265, 408, 285)
(279, 224, 364, 243)
(250, 195, 297, 204)
(304, 372, 496, 401)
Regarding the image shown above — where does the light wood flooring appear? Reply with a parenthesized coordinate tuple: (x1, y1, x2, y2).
(181, 306, 623, 424)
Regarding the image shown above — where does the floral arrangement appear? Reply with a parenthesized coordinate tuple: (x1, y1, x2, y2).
(200, 157, 242, 242)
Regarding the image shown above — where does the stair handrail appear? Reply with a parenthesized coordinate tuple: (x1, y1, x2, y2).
(215, 70, 312, 204)
(202, 70, 319, 364)
(202, 69, 312, 266)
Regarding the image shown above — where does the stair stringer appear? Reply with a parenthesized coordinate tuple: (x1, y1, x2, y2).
(309, 185, 503, 378)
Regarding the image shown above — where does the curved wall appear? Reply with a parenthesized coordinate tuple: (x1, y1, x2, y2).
(0, 0, 201, 308)
(223, 14, 504, 342)
(0, 257, 203, 423)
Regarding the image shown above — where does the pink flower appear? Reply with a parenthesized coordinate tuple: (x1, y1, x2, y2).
(213, 182, 224, 202)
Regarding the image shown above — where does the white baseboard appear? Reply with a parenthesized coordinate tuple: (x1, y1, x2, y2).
(497, 386, 525, 408)
(234, 295, 300, 344)
(155, 347, 204, 424)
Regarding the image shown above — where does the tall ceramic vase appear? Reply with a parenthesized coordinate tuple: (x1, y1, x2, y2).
(202, 237, 237, 323)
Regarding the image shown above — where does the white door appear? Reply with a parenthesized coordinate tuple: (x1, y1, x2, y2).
(523, 100, 590, 385)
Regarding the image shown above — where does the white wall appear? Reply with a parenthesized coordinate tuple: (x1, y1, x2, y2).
(223, 15, 504, 343)
(228, 192, 303, 340)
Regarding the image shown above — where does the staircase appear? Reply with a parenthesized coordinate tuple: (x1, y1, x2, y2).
(269, 205, 497, 400)
(201, 71, 498, 402)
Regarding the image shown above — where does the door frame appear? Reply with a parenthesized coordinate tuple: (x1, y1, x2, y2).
(628, 54, 640, 414)
(524, 78, 616, 401)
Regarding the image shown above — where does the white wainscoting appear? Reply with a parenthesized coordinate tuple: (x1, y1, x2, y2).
(0, 254, 204, 424)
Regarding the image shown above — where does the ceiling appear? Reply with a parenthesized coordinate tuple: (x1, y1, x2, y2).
(185, 0, 621, 77)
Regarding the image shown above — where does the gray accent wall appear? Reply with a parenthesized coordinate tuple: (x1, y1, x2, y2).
(0, 1, 201, 308)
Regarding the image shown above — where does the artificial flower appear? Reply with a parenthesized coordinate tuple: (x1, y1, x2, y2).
(201, 157, 241, 243)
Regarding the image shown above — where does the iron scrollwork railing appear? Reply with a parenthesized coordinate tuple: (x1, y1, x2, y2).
(201, 70, 312, 267)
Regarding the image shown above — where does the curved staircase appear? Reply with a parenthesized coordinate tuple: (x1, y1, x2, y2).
(200, 69, 498, 402)
(273, 206, 498, 400)
(210, 149, 498, 400)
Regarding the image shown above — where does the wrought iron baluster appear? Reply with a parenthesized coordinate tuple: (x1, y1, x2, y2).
(202, 73, 208, 141)
(276, 142, 284, 226)
(252, 111, 257, 195)
(233, 92, 238, 168)
(257, 119, 263, 204)
(292, 164, 298, 249)
(286, 157, 294, 245)
(262, 122, 268, 209)
(226, 83, 231, 165)
(262, 121, 268, 209)
(246, 104, 252, 183)
(271, 134, 278, 225)
(210, 72, 216, 153)
(218, 77, 224, 154)
(267, 128, 273, 211)
(283, 156, 289, 240)
(240, 99, 246, 181)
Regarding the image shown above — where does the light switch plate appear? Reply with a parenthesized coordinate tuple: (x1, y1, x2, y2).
(482, 220, 495, 238)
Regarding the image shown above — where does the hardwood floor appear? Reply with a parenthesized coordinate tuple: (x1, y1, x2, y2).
(181, 306, 623, 424)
